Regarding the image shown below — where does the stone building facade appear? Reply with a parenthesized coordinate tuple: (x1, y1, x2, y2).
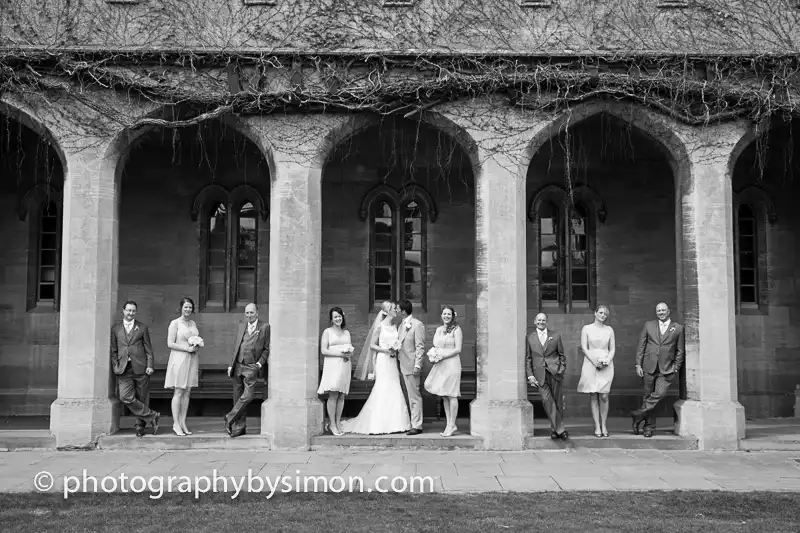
(1, 0, 799, 450)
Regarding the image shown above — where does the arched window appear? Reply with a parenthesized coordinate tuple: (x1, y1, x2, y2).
(530, 185, 602, 312)
(538, 201, 561, 304)
(194, 184, 267, 311)
(20, 186, 62, 312)
(569, 203, 590, 304)
(736, 203, 758, 306)
(236, 202, 258, 306)
(733, 185, 775, 313)
(206, 203, 228, 308)
(364, 185, 434, 310)
(372, 201, 395, 303)
(38, 201, 59, 303)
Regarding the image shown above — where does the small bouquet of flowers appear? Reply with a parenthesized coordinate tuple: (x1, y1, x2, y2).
(596, 353, 610, 368)
(339, 344, 355, 359)
(188, 336, 204, 349)
(389, 340, 402, 358)
(427, 347, 441, 364)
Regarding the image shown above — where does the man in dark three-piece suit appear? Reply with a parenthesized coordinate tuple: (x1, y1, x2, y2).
(525, 312, 569, 440)
(110, 301, 160, 437)
(631, 302, 685, 438)
(224, 303, 269, 438)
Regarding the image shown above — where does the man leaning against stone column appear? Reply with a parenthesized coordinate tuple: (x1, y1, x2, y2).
(224, 303, 270, 438)
(631, 302, 685, 438)
(110, 301, 161, 437)
(525, 313, 568, 440)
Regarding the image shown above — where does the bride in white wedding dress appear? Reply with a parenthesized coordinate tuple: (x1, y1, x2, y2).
(340, 301, 411, 435)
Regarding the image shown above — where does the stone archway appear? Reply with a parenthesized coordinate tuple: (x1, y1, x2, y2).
(110, 115, 272, 431)
(0, 109, 65, 420)
(525, 111, 683, 430)
(320, 114, 477, 434)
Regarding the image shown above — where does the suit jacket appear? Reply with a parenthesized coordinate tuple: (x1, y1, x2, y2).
(230, 320, 270, 372)
(636, 320, 685, 375)
(398, 316, 425, 376)
(110, 321, 154, 375)
(525, 330, 566, 385)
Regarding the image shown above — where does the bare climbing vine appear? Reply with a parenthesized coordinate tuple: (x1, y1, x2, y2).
(1, 0, 799, 185)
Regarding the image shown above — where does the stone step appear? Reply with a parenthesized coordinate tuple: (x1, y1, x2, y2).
(524, 434, 698, 450)
(311, 433, 480, 450)
(0, 430, 55, 451)
(96, 432, 270, 450)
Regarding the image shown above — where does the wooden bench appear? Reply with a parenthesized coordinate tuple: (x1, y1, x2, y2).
(145, 365, 267, 400)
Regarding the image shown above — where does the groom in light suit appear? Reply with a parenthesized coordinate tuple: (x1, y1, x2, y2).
(631, 302, 685, 438)
(397, 300, 426, 435)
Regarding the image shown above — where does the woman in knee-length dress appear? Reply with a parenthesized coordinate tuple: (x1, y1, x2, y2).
(165, 297, 201, 436)
(577, 304, 616, 438)
(424, 306, 463, 437)
(317, 307, 354, 436)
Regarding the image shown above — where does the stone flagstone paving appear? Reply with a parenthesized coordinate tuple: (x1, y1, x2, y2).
(2, 448, 800, 495)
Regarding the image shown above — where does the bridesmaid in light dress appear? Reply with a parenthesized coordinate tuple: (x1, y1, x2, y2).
(317, 307, 354, 436)
(577, 304, 616, 438)
(424, 305, 463, 437)
(165, 297, 201, 436)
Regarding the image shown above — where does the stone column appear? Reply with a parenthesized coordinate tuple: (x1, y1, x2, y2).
(242, 115, 352, 450)
(439, 103, 549, 449)
(50, 138, 121, 449)
(673, 124, 747, 450)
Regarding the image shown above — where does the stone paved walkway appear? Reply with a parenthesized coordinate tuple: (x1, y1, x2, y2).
(2, 448, 800, 495)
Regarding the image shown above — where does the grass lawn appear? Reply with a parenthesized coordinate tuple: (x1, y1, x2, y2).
(1, 492, 798, 532)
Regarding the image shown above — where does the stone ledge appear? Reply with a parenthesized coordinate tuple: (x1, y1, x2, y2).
(97, 433, 271, 450)
(0, 430, 55, 451)
(311, 433, 480, 450)
(524, 434, 698, 450)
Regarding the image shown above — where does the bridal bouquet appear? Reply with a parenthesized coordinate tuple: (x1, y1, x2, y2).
(389, 340, 402, 358)
(596, 353, 610, 368)
(427, 347, 441, 364)
(188, 336, 204, 348)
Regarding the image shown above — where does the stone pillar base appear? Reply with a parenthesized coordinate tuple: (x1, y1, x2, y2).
(470, 399, 534, 450)
(50, 398, 116, 449)
(674, 399, 746, 450)
(261, 398, 324, 450)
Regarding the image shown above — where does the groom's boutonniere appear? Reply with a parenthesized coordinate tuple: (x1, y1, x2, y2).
(548, 336, 553, 342)
(405, 321, 412, 331)
(134, 325, 139, 332)
(669, 327, 675, 333)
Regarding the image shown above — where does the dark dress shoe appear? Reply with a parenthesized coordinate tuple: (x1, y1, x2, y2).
(135, 426, 145, 438)
(643, 430, 654, 438)
(406, 428, 423, 436)
(558, 431, 569, 440)
(151, 413, 160, 435)
(630, 411, 645, 435)
(230, 429, 246, 438)
(550, 431, 559, 440)
(223, 415, 232, 436)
